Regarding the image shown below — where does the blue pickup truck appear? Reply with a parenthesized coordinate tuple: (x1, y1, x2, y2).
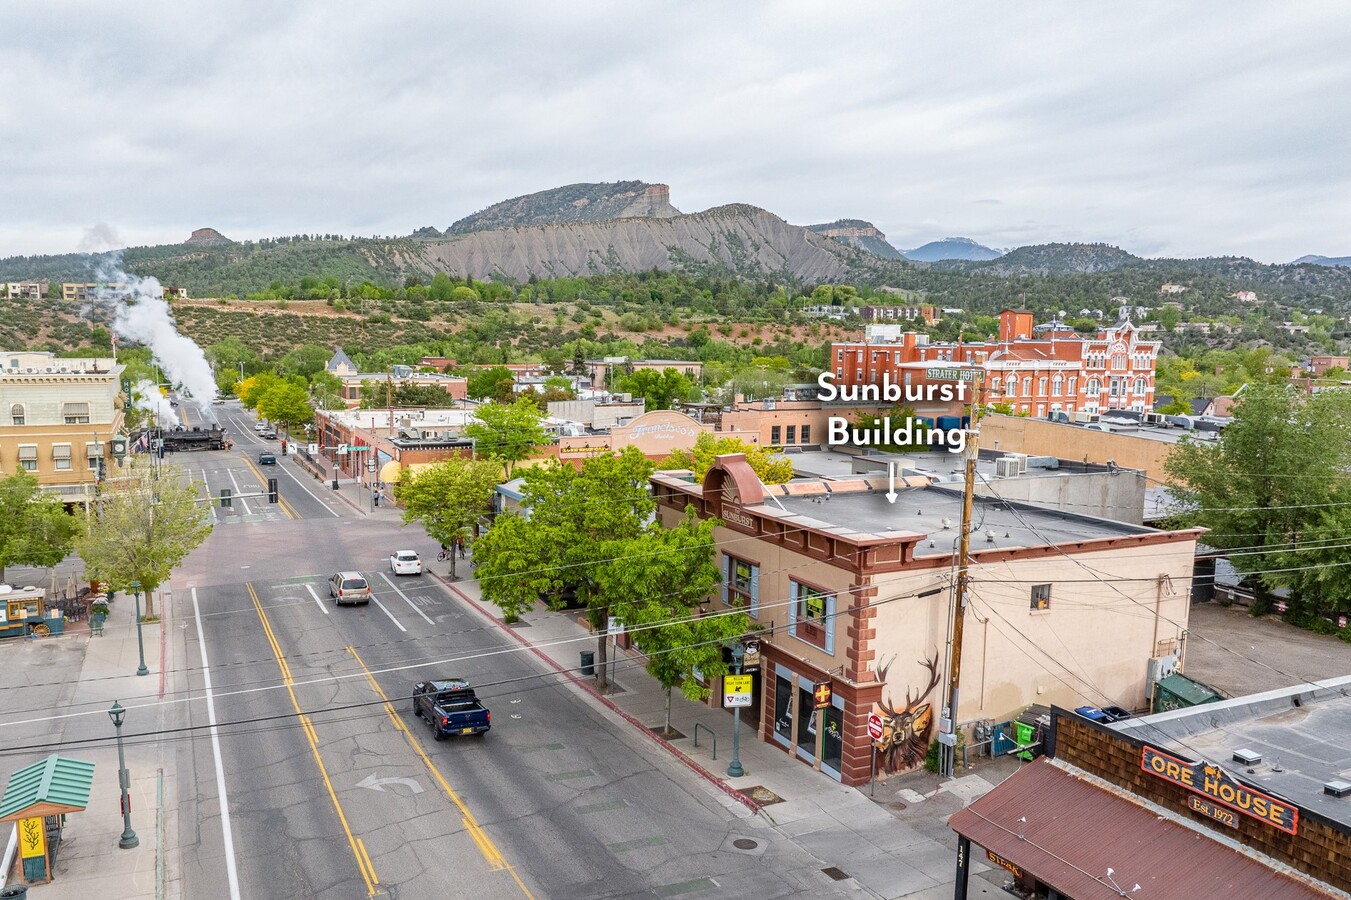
(413, 679, 491, 740)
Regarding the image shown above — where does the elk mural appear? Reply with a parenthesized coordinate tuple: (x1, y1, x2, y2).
(873, 651, 943, 774)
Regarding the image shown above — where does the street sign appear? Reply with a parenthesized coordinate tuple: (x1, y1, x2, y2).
(337, 443, 349, 456)
(926, 367, 983, 382)
(723, 674, 753, 708)
(308, 443, 319, 455)
(867, 712, 885, 741)
(812, 680, 833, 710)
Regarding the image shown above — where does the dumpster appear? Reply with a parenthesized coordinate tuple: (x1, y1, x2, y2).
(579, 650, 595, 676)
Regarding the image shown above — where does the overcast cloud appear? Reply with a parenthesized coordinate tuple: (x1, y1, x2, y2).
(3, 1, 1348, 263)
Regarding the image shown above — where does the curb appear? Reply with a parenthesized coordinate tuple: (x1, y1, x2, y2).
(431, 572, 762, 816)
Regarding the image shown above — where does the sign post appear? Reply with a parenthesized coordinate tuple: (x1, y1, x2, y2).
(867, 711, 885, 796)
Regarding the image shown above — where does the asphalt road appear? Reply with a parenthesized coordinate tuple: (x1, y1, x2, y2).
(167, 406, 860, 900)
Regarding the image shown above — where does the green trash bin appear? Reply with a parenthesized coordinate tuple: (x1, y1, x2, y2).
(1015, 721, 1035, 760)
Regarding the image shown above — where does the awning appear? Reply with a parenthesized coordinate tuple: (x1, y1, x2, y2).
(51, 444, 71, 460)
(0, 755, 95, 822)
(62, 402, 90, 418)
(18, 445, 37, 461)
(949, 758, 1336, 900)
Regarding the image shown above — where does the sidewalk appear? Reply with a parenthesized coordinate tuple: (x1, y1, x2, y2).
(436, 571, 1020, 900)
(291, 448, 407, 524)
(2, 585, 177, 899)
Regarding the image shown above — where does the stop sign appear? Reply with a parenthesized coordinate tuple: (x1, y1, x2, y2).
(867, 712, 885, 741)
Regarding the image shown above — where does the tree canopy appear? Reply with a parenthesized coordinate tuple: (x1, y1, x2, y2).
(661, 433, 794, 484)
(0, 471, 79, 582)
(256, 382, 315, 430)
(616, 368, 697, 410)
(392, 457, 502, 578)
(464, 397, 549, 478)
(75, 457, 213, 615)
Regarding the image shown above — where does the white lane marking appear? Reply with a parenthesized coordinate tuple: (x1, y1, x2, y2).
(379, 572, 435, 625)
(305, 582, 330, 615)
(201, 468, 218, 521)
(226, 470, 253, 515)
(274, 457, 341, 518)
(191, 588, 243, 900)
(368, 589, 407, 632)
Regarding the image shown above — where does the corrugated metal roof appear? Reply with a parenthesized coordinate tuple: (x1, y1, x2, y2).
(949, 758, 1338, 900)
(0, 755, 96, 821)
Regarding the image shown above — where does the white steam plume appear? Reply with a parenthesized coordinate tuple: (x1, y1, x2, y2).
(132, 378, 180, 428)
(93, 253, 219, 420)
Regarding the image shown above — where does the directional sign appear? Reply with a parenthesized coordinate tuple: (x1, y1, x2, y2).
(723, 674, 753, 708)
(337, 443, 349, 456)
(926, 367, 983, 382)
(867, 712, 885, 741)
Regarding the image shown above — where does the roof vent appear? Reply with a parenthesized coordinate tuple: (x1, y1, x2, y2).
(1324, 780, 1351, 798)
(941, 518, 953, 530)
(1232, 748, 1262, 766)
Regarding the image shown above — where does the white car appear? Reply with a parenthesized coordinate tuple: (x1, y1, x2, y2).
(389, 551, 423, 576)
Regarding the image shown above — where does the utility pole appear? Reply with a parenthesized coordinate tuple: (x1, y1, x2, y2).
(940, 374, 983, 778)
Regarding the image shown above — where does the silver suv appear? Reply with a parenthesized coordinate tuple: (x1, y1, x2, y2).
(328, 572, 371, 606)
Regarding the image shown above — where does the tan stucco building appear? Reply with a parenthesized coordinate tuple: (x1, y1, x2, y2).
(652, 454, 1201, 786)
(0, 351, 125, 506)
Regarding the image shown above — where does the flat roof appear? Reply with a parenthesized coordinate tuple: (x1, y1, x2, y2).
(1111, 675, 1351, 830)
(767, 482, 1150, 558)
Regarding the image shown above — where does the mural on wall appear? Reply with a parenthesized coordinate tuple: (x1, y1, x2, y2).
(873, 652, 943, 774)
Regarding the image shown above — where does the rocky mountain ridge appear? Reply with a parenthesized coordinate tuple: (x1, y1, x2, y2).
(447, 181, 680, 235)
(806, 220, 905, 260)
(902, 237, 1002, 262)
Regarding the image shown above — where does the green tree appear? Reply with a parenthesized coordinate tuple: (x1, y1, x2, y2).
(662, 433, 793, 484)
(392, 457, 501, 579)
(1166, 385, 1351, 616)
(0, 471, 79, 582)
(475, 449, 655, 683)
(75, 457, 213, 616)
(465, 366, 516, 402)
(256, 382, 315, 434)
(617, 368, 698, 410)
(308, 370, 345, 410)
(276, 344, 333, 379)
(236, 372, 283, 410)
(206, 337, 261, 395)
(464, 397, 549, 478)
(594, 510, 746, 734)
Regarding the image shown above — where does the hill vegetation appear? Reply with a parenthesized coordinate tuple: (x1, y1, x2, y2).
(447, 181, 679, 234)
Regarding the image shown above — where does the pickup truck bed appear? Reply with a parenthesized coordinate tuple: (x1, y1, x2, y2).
(413, 679, 491, 740)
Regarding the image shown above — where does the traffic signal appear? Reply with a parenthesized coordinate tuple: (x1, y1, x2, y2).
(267, 478, 279, 504)
(220, 488, 232, 508)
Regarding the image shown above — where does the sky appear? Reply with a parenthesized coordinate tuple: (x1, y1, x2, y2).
(3, 1, 1349, 263)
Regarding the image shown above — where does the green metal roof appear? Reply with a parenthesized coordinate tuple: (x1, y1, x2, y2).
(0, 755, 95, 821)
(1157, 673, 1222, 706)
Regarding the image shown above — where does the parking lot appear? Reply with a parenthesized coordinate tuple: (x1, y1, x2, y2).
(1183, 600, 1349, 698)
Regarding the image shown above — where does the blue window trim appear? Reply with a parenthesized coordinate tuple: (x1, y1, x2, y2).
(722, 554, 759, 618)
(787, 580, 835, 657)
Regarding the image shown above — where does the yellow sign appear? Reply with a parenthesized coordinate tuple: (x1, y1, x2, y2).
(19, 815, 46, 859)
(723, 674, 753, 708)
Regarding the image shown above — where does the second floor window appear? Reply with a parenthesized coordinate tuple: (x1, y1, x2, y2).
(789, 581, 835, 653)
(786, 425, 796, 444)
(801, 424, 811, 445)
(771, 426, 781, 445)
(63, 402, 90, 425)
(10, 403, 23, 426)
(722, 556, 759, 616)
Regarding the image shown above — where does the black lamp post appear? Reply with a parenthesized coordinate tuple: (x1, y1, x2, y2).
(109, 701, 139, 849)
(130, 580, 149, 677)
(727, 643, 746, 778)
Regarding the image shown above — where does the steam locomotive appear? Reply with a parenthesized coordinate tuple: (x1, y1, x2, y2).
(134, 425, 228, 453)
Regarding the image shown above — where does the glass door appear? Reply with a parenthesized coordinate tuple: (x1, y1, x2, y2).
(772, 666, 793, 748)
(796, 679, 817, 763)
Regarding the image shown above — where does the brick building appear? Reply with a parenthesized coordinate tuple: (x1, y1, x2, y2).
(830, 309, 1160, 418)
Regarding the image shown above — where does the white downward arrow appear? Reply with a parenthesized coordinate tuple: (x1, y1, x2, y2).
(886, 461, 898, 504)
(356, 774, 424, 795)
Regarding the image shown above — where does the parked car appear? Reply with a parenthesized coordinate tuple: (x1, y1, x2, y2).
(262, 428, 278, 440)
(258, 452, 277, 466)
(254, 420, 269, 433)
(413, 679, 491, 740)
(389, 551, 423, 576)
(328, 572, 371, 605)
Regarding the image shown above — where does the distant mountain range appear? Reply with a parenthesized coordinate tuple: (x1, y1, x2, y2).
(6, 182, 1351, 306)
(901, 237, 1003, 262)
(1290, 254, 1351, 268)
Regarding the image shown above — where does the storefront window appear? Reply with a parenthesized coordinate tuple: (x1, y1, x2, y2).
(773, 673, 793, 745)
(822, 703, 844, 775)
(797, 683, 816, 758)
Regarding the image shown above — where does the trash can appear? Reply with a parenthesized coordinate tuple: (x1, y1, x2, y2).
(1014, 721, 1035, 760)
(1075, 705, 1107, 722)
(579, 650, 595, 676)
(2, 884, 30, 898)
(1101, 706, 1131, 723)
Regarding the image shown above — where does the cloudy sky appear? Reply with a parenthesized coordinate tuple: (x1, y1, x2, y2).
(4, 2, 1348, 262)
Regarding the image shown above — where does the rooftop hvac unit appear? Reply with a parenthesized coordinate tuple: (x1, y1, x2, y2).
(1007, 452, 1028, 474)
(995, 458, 1021, 478)
(763, 399, 776, 410)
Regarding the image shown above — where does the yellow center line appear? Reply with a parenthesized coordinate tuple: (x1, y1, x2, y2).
(241, 458, 296, 519)
(248, 584, 377, 894)
(347, 646, 536, 900)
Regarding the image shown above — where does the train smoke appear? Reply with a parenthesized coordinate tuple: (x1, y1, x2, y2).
(93, 254, 219, 421)
(131, 378, 180, 428)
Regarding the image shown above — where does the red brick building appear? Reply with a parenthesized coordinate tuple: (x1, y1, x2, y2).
(830, 309, 1160, 418)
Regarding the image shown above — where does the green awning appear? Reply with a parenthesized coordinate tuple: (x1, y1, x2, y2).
(0, 755, 95, 822)
(1157, 673, 1222, 706)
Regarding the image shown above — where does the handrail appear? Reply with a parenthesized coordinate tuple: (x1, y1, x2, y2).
(693, 722, 717, 759)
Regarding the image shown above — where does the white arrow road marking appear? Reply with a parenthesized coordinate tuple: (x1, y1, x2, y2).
(886, 460, 898, 504)
(305, 582, 329, 615)
(379, 572, 435, 625)
(356, 774, 424, 795)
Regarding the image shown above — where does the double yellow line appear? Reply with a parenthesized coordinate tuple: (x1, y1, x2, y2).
(248, 584, 379, 894)
(347, 646, 535, 898)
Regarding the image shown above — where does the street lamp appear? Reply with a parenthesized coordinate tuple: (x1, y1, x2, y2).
(130, 580, 148, 677)
(727, 643, 746, 778)
(108, 701, 139, 849)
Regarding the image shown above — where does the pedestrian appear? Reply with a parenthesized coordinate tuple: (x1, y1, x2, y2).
(458, 538, 467, 560)
(372, 490, 381, 507)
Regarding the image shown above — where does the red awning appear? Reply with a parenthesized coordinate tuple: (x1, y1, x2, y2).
(949, 758, 1337, 900)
